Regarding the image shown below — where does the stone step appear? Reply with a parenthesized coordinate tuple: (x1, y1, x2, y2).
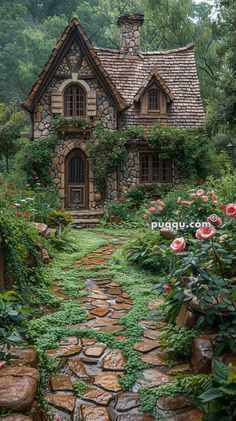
(72, 218, 101, 228)
(70, 210, 105, 220)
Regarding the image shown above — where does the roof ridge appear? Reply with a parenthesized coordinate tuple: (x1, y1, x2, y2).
(141, 43, 195, 55)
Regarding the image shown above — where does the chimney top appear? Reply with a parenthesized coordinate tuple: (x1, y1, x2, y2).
(117, 13, 144, 27)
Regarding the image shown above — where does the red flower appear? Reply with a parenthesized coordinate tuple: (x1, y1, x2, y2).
(24, 215, 30, 219)
(17, 213, 22, 218)
(163, 284, 173, 293)
(0, 181, 3, 185)
(220, 205, 226, 210)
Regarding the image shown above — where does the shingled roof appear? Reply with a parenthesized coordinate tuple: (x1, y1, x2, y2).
(95, 44, 205, 127)
(22, 17, 205, 128)
(22, 18, 128, 113)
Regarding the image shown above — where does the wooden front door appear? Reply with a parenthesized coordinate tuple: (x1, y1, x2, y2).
(65, 149, 88, 209)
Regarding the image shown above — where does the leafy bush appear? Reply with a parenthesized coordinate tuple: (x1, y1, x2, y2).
(104, 198, 133, 220)
(46, 210, 72, 229)
(0, 291, 28, 362)
(17, 134, 58, 186)
(124, 230, 172, 272)
(125, 183, 172, 208)
(200, 359, 236, 420)
(159, 325, 201, 362)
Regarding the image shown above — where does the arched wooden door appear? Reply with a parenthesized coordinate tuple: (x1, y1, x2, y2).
(65, 149, 89, 209)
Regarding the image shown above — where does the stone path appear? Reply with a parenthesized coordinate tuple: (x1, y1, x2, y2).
(43, 239, 204, 421)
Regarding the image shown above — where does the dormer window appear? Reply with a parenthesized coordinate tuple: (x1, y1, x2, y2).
(64, 84, 86, 117)
(148, 88, 160, 111)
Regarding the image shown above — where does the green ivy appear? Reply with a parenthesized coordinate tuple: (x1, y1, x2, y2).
(53, 116, 92, 129)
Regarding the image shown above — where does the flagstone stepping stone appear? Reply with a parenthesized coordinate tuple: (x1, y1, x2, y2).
(115, 297, 126, 303)
(148, 298, 164, 310)
(46, 345, 82, 358)
(91, 308, 110, 317)
(115, 336, 126, 342)
(50, 374, 73, 391)
(44, 394, 75, 412)
(122, 292, 129, 299)
(0, 365, 39, 410)
(100, 325, 125, 332)
(110, 311, 127, 319)
(141, 350, 168, 366)
(137, 369, 170, 388)
(94, 373, 121, 392)
(116, 416, 154, 421)
(108, 289, 122, 295)
(106, 282, 120, 287)
(68, 359, 89, 378)
(84, 344, 107, 357)
(102, 350, 125, 371)
(86, 318, 118, 328)
(87, 314, 96, 321)
(143, 329, 161, 340)
(60, 336, 79, 346)
(91, 300, 110, 308)
(83, 388, 113, 405)
(139, 320, 159, 330)
(113, 392, 140, 412)
(134, 339, 161, 353)
(156, 395, 192, 410)
(111, 303, 132, 310)
(88, 293, 109, 300)
(81, 338, 97, 347)
(168, 364, 190, 375)
(81, 404, 110, 420)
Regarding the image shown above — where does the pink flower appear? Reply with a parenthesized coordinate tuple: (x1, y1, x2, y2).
(170, 237, 186, 253)
(157, 199, 164, 207)
(211, 191, 218, 200)
(163, 284, 173, 293)
(182, 200, 191, 206)
(207, 215, 223, 227)
(150, 200, 156, 205)
(226, 203, 236, 218)
(197, 189, 204, 196)
(157, 206, 163, 211)
(195, 226, 216, 240)
(190, 193, 197, 199)
(143, 214, 148, 220)
(0, 361, 6, 368)
(177, 197, 182, 203)
(149, 207, 156, 215)
(212, 200, 218, 206)
(202, 196, 208, 202)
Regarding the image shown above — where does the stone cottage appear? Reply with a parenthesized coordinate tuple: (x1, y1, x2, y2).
(22, 14, 204, 220)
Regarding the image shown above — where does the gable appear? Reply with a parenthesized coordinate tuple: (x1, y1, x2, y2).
(22, 19, 127, 113)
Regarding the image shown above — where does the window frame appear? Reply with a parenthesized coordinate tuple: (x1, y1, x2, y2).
(64, 84, 86, 117)
(147, 88, 160, 112)
(139, 152, 172, 184)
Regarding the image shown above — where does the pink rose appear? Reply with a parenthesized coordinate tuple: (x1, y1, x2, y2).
(212, 200, 218, 206)
(143, 214, 148, 220)
(182, 200, 191, 206)
(195, 226, 216, 240)
(177, 197, 182, 203)
(150, 201, 156, 205)
(170, 237, 186, 253)
(163, 284, 173, 293)
(207, 215, 223, 227)
(149, 206, 156, 215)
(157, 206, 163, 211)
(197, 189, 204, 196)
(202, 196, 208, 202)
(212, 191, 218, 200)
(157, 199, 164, 207)
(226, 203, 236, 218)
(190, 193, 197, 199)
(0, 361, 6, 369)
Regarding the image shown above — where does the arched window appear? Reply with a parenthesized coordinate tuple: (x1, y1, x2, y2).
(148, 88, 160, 111)
(64, 84, 86, 117)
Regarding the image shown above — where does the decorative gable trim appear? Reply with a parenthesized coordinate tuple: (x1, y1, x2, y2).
(134, 67, 174, 103)
(22, 18, 128, 113)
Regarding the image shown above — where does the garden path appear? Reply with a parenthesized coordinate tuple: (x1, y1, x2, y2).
(44, 233, 203, 421)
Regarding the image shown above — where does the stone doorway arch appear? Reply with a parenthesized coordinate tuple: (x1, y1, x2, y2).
(64, 148, 89, 209)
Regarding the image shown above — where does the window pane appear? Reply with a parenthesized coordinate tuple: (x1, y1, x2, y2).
(162, 159, 172, 182)
(152, 155, 160, 182)
(148, 89, 160, 110)
(140, 154, 149, 183)
(64, 85, 86, 117)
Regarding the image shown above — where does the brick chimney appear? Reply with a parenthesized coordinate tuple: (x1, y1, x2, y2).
(117, 13, 144, 55)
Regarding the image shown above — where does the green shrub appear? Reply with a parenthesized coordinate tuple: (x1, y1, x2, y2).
(46, 210, 72, 228)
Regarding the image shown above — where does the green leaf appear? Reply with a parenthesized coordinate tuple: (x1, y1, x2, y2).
(200, 387, 223, 402)
(212, 359, 230, 382)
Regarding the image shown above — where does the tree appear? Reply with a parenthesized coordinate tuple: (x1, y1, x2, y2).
(0, 103, 25, 172)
